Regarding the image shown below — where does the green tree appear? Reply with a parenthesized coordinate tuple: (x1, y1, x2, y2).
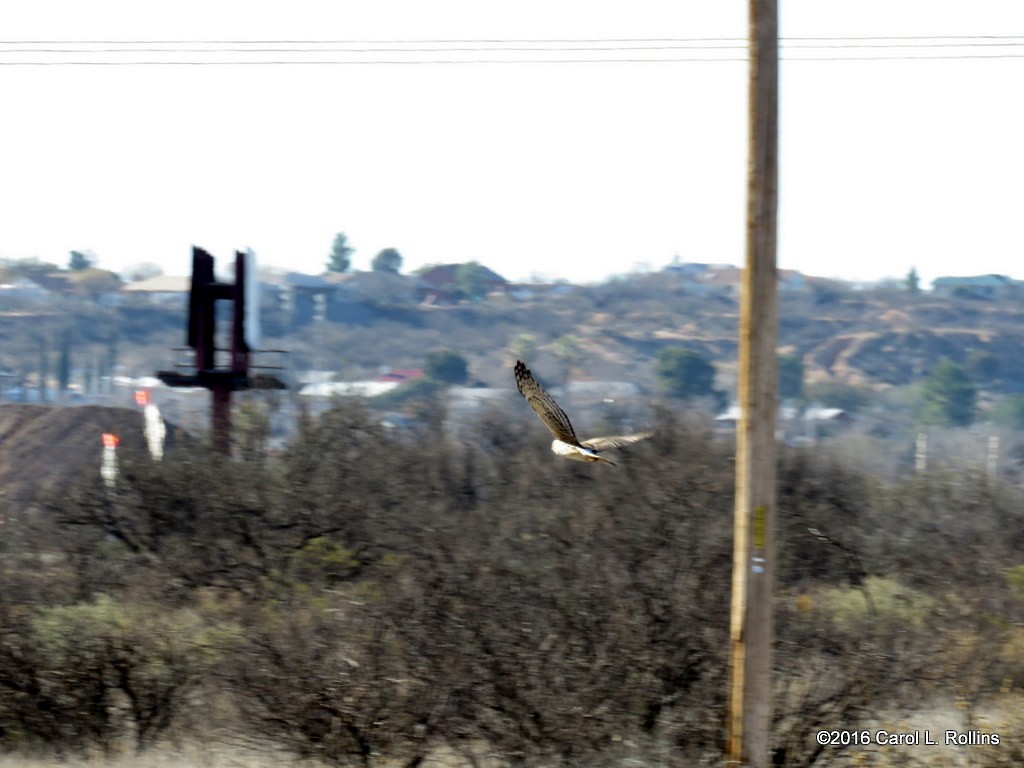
(455, 261, 490, 301)
(371, 248, 403, 274)
(68, 250, 95, 271)
(918, 358, 976, 426)
(778, 353, 805, 401)
(904, 266, 921, 294)
(425, 350, 469, 384)
(326, 232, 354, 273)
(655, 347, 720, 404)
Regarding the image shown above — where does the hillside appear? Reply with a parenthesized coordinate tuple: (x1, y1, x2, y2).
(3, 271, 1024, 405)
(274, 277, 1024, 399)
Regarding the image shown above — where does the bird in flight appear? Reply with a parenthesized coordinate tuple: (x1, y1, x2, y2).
(514, 360, 652, 466)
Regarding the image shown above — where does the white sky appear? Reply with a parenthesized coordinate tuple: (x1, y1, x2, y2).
(1, 1, 1022, 287)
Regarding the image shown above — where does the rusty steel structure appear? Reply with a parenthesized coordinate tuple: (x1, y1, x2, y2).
(157, 247, 285, 452)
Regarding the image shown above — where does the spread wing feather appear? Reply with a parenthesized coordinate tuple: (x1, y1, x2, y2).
(581, 433, 654, 451)
(514, 360, 580, 445)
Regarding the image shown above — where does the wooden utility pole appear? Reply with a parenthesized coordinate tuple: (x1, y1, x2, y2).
(727, 0, 779, 766)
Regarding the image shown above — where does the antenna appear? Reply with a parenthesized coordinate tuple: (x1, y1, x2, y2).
(157, 246, 286, 452)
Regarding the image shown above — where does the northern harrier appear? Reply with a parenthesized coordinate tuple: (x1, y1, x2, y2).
(514, 360, 652, 466)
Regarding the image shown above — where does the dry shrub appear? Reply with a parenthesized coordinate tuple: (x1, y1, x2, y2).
(4, 400, 1023, 766)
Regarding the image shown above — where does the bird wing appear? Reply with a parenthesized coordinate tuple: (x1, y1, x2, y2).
(580, 432, 654, 451)
(514, 360, 580, 445)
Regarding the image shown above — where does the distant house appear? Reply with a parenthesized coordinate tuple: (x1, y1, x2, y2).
(715, 404, 803, 429)
(279, 272, 331, 321)
(802, 406, 854, 441)
(803, 406, 854, 427)
(121, 274, 190, 306)
(270, 271, 407, 326)
(715, 403, 853, 442)
(376, 368, 424, 384)
(276, 273, 358, 326)
(931, 274, 1021, 300)
(330, 271, 418, 304)
(295, 367, 427, 398)
(283, 272, 335, 293)
(298, 380, 400, 398)
(416, 263, 508, 303)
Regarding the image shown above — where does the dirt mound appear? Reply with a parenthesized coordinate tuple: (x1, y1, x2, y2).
(0, 404, 182, 507)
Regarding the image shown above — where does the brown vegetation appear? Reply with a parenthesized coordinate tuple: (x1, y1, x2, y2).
(1, 402, 1023, 766)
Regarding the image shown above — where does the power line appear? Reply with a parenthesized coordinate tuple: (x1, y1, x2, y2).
(7, 41, 1024, 53)
(3, 34, 1024, 44)
(0, 59, 745, 66)
(4, 55, 1024, 66)
(3, 35, 1024, 65)
(0, 45, 756, 53)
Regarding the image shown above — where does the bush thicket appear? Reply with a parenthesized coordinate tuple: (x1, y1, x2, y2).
(0, 401, 1022, 766)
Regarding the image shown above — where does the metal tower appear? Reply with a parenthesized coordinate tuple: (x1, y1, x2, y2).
(157, 247, 286, 452)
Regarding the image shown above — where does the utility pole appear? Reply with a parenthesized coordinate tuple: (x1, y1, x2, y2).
(727, 0, 779, 766)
